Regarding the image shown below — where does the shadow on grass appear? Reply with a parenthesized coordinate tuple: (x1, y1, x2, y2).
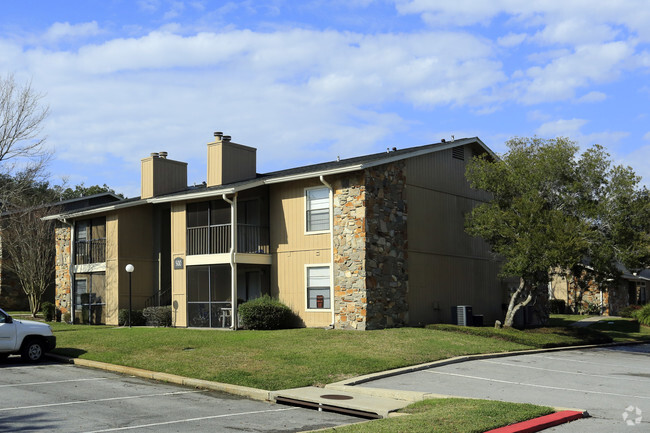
(52, 348, 87, 358)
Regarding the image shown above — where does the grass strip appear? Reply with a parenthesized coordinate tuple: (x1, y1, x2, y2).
(46, 316, 649, 391)
(318, 398, 554, 433)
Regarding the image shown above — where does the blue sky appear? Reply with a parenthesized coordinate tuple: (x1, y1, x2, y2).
(2, 0, 649, 197)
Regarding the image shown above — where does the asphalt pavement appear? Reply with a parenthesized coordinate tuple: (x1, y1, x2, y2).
(0, 358, 361, 433)
(359, 344, 650, 432)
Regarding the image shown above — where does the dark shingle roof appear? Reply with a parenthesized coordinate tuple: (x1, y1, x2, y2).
(48, 137, 488, 218)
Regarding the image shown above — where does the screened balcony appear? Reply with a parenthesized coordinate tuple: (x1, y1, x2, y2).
(186, 198, 269, 256)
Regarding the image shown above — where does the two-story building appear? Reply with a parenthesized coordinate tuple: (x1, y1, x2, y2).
(46, 133, 506, 329)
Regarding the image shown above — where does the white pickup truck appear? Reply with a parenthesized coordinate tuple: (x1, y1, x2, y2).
(0, 307, 56, 362)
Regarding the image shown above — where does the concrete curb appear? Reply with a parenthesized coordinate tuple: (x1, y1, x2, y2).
(45, 353, 271, 402)
(326, 340, 649, 387)
(484, 410, 585, 433)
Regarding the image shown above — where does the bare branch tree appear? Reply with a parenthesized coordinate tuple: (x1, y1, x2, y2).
(1, 205, 58, 317)
(0, 74, 51, 212)
(0, 74, 49, 163)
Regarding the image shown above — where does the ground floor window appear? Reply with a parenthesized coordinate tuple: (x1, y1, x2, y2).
(306, 266, 330, 310)
(74, 272, 106, 324)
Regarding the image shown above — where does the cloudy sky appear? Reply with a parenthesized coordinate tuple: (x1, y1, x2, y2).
(2, 0, 649, 197)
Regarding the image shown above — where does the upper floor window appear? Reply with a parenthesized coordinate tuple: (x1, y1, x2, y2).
(305, 187, 329, 233)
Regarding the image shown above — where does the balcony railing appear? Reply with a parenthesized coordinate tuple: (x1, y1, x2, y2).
(187, 224, 269, 256)
(75, 239, 106, 264)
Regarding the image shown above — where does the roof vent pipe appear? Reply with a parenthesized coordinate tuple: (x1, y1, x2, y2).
(214, 131, 223, 139)
(150, 152, 159, 158)
(159, 151, 168, 159)
(223, 135, 232, 142)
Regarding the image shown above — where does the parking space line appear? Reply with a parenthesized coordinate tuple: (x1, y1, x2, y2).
(527, 353, 650, 369)
(424, 370, 650, 400)
(0, 390, 206, 412)
(479, 360, 650, 383)
(81, 407, 300, 433)
(0, 363, 73, 371)
(0, 377, 109, 388)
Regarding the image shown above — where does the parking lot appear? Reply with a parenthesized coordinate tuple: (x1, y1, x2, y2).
(362, 344, 650, 432)
(0, 358, 360, 432)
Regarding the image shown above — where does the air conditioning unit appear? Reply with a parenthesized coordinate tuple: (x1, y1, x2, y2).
(452, 305, 473, 326)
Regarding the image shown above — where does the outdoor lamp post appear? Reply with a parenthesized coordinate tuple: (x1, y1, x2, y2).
(125, 264, 134, 327)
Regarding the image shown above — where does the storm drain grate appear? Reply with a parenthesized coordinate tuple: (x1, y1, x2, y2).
(320, 394, 354, 400)
(275, 396, 379, 419)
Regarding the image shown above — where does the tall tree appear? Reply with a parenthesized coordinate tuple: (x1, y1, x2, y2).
(0, 74, 50, 210)
(51, 182, 124, 201)
(465, 137, 649, 327)
(1, 204, 57, 317)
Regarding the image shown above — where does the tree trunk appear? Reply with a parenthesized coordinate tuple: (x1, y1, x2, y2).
(503, 280, 533, 327)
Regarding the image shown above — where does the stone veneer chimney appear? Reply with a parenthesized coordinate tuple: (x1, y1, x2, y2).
(141, 152, 188, 199)
(207, 132, 257, 187)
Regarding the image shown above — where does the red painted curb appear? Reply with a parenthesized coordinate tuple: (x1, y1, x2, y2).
(485, 410, 584, 433)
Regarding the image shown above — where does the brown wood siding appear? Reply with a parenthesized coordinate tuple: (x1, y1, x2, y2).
(170, 202, 187, 327)
(116, 206, 156, 322)
(270, 180, 330, 253)
(269, 180, 331, 327)
(272, 250, 331, 327)
(105, 213, 119, 325)
(409, 252, 503, 324)
(207, 141, 256, 187)
(406, 144, 502, 325)
(141, 157, 188, 199)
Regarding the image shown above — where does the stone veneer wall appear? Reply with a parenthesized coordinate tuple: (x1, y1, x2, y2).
(332, 173, 367, 330)
(332, 161, 409, 330)
(364, 162, 408, 329)
(55, 222, 72, 317)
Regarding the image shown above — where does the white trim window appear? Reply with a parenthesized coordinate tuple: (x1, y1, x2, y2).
(305, 187, 330, 233)
(306, 265, 331, 310)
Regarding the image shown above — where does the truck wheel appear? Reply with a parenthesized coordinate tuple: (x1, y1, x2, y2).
(21, 339, 45, 363)
(0, 353, 8, 362)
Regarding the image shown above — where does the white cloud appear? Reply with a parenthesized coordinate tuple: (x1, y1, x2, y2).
(394, 1, 650, 42)
(6, 26, 509, 189)
(643, 132, 650, 141)
(520, 42, 633, 104)
(535, 118, 629, 154)
(497, 32, 527, 47)
(43, 21, 101, 42)
(536, 118, 588, 137)
(576, 91, 606, 103)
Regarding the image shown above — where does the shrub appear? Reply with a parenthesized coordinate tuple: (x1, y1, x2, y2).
(633, 304, 650, 326)
(619, 304, 642, 318)
(118, 309, 146, 326)
(62, 312, 71, 324)
(238, 295, 293, 330)
(142, 306, 172, 327)
(548, 299, 566, 314)
(41, 302, 55, 322)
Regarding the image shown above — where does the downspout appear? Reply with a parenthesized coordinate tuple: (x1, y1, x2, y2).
(319, 176, 335, 329)
(222, 193, 238, 329)
(58, 218, 75, 324)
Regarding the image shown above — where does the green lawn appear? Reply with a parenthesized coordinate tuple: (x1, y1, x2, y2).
(320, 398, 554, 433)
(47, 315, 650, 391)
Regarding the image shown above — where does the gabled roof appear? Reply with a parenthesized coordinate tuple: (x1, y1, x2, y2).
(44, 136, 492, 220)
